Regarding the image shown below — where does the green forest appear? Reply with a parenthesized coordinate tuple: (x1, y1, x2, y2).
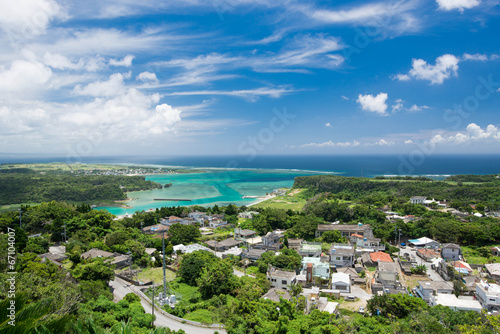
(0, 174, 162, 205)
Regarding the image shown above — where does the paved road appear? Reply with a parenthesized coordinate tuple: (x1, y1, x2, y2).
(110, 277, 225, 334)
(399, 247, 444, 282)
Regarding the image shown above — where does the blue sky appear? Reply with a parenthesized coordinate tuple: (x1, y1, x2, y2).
(0, 0, 499, 158)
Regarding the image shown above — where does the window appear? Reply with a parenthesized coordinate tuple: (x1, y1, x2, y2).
(336, 257, 341, 260)
(490, 298, 496, 302)
(282, 280, 287, 285)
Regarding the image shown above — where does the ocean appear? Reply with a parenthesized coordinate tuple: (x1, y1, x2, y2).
(1, 154, 499, 215)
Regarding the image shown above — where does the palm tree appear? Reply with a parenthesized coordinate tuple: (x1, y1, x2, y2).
(0, 294, 73, 333)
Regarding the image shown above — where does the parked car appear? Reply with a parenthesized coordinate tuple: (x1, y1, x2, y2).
(359, 306, 365, 313)
(400, 243, 406, 249)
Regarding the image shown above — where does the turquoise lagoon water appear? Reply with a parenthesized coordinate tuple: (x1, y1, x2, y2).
(96, 169, 322, 215)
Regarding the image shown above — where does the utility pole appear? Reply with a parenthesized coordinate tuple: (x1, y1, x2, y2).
(398, 229, 402, 257)
(162, 230, 167, 301)
(61, 222, 67, 243)
(152, 280, 155, 327)
(394, 225, 397, 246)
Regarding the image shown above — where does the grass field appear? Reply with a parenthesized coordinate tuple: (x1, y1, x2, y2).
(184, 309, 214, 323)
(462, 246, 500, 265)
(137, 267, 176, 283)
(253, 188, 308, 211)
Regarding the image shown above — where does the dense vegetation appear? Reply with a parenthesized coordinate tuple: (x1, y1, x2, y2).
(1, 172, 500, 333)
(0, 174, 162, 205)
(294, 174, 500, 208)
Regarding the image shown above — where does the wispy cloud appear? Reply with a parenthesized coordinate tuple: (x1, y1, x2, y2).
(166, 86, 298, 101)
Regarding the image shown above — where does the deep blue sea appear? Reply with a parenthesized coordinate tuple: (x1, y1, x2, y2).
(1, 154, 499, 178)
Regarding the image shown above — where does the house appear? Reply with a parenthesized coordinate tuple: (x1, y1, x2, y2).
(287, 238, 303, 251)
(143, 224, 169, 234)
(81, 248, 115, 259)
(369, 251, 393, 264)
(408, 237, 440, 249)
(410, 196, 427, 204)
(301, 257, 330, 281)
(377, 262, 398, 285)
(234, 228, 258, 241)
(243, 248, 268, 261)
(188, 211, 207, 225)
(350, 234, 386, 252)
(476, 281, 500, 311)
(205, 238, 243, 251)
(221, 247, 243, 259)
(110, 254, 130, 269)
(315, 223, 374, 238)
(451, 261, 472, 275)
(299, 242, 322, 258)
(330, 244, 355, 268)
(207, 217, 228, 229)
(261, 288, 291, 302)
(267, 267, 297, 290)
(429, 294, 483, 312)
(145, 248, 157, 256)
(441, 244, 461, 261)
(160, 216, 192, 226)
(238, 211, 259, 219)
(485, 263, 500, 282)
(262, 231, 282, 250)
(173, 243, 211, 254)
(331, 272, 351, 293)
(415, 281, 454, 303)
(361, 253, 375, 267)
(492, 247, 500, 257)
(417, 248, 440, 262)
(38, 253, 68, 266)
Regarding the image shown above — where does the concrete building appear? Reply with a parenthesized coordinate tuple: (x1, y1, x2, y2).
(415, 281, 453, 303)
(410, 196, 427, 204)
(234, 228, 258, 241)
(315, 224, 374, 239)
(262, 231, 282, 250)
(267, 267, 297, 290)
(331, 272, 351, 293)
(485, 263, 500, 282)
(441, 243, 461, 261)
(301, 257, 330, 281)
(429, 294, 483, 312)
(330, 244, 355, 268)
(350, 234, 385, 252)
(476, 281, 500, 311)
(377, 262, 398, 286)
(299, 242, 323, 258)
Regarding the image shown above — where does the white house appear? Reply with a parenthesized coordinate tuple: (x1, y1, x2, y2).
(408, 237, 440, 249)
(267, 267, 297, 290)
(415, 281, 454, 303)
(476, 281, 500, 311)
(429, 294, 482, 312)
(441, 243, 461, 261)
(331, 272, 351, 293)
(410, 196, 426, 204)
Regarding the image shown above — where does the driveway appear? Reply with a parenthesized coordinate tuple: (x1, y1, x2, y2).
(110, 277, 225, 334)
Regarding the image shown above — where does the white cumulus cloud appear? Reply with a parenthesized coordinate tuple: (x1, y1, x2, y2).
(436, 0, 480, 12)
(0, 59, 52, 92)
(357, 93, 388, 116)
(429, 123, 500, 145)
(137, 71, 159, 84)
(396, 54, 459, 84)
(109, 55, 135, 67)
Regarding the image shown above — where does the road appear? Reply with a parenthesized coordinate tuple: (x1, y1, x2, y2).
(399, 247, 444, 282)
(110, 277, 226, 334)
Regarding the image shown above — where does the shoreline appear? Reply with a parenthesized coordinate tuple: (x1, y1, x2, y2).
(248, 195, 276, 207)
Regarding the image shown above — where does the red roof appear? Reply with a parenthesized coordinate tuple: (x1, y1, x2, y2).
(370, 251, 393, 263)
(352, 234, 364, 238)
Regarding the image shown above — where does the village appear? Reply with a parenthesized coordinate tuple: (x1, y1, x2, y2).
(37, 194, 500, 322)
